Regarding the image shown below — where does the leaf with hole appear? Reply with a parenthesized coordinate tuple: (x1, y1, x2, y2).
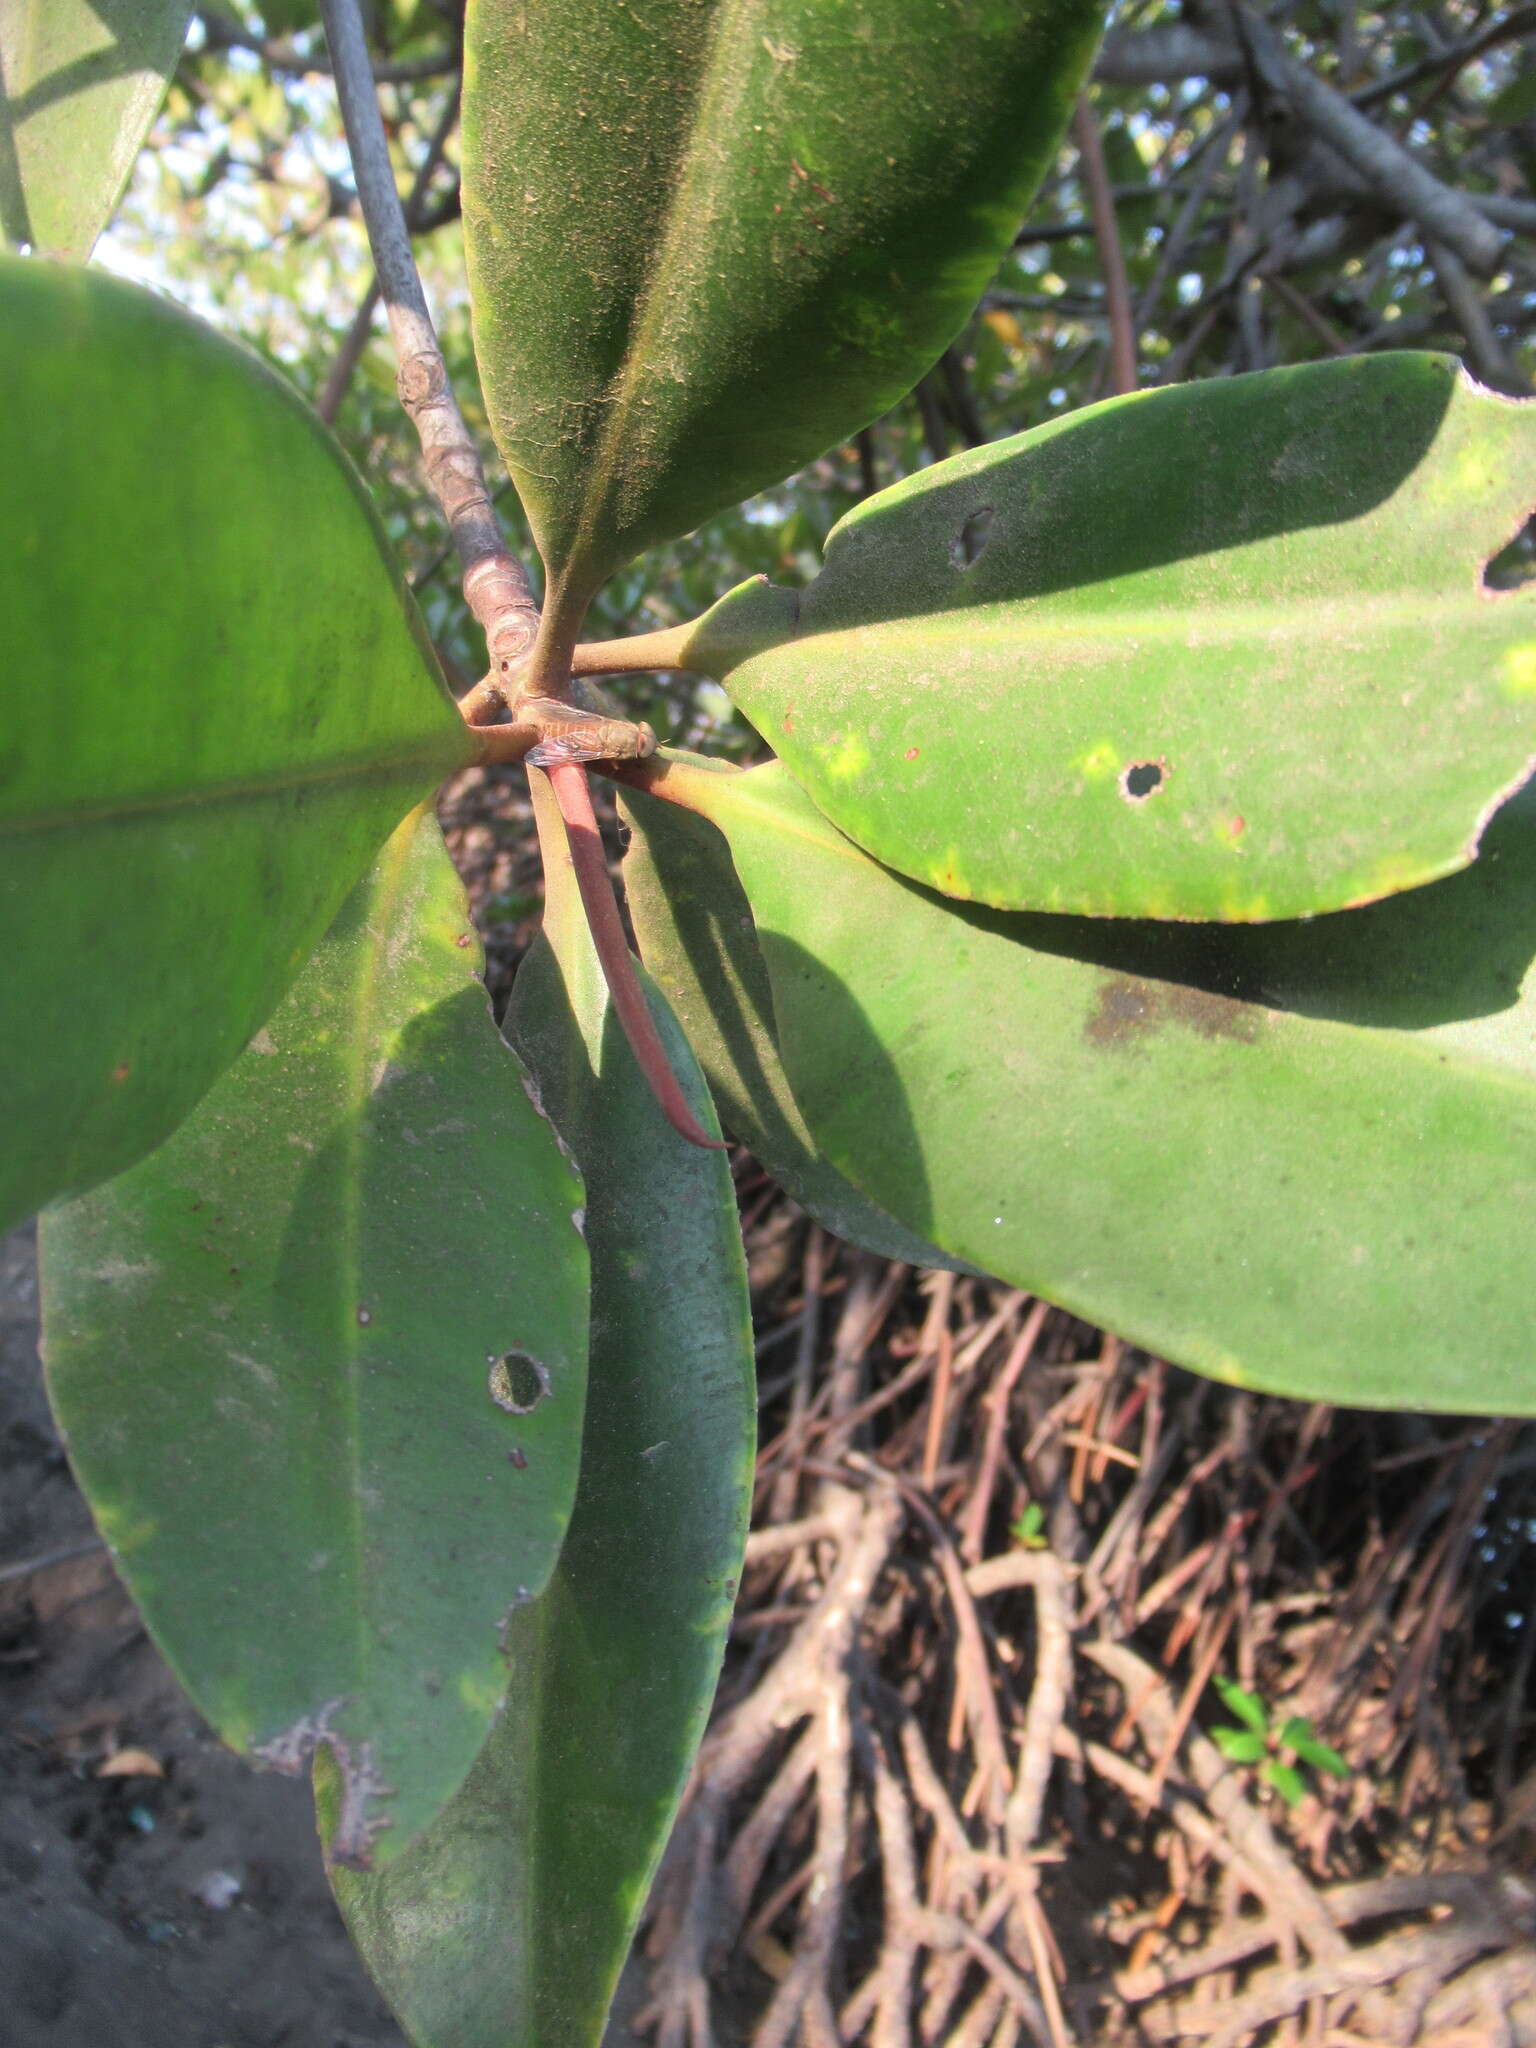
(327, 780, 754, 2046)
(670, 354, 1536, 921)
(40, 811, 588, 1867)
(620, 765, 972, 1271)
(461, 0, 1104, 631)
(0, 0, 193, 255)
(0, 257, 471, 1234)
(635, 753, 1536, 1412)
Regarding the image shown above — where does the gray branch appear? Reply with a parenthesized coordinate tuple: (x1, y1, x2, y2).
(1228, 7, 1507, 275)
(317, 0, 538, 681)
(1095, 23, 1243, 88)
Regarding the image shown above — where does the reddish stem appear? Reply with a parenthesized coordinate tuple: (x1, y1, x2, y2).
(1073, 96, 1138, 398)
(543, 760, 727, 1151)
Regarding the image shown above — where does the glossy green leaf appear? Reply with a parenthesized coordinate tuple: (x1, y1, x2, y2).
(328, 781, 754, 2047)
(640, 754, 1536, 1413)
(0, 257, 471, 1233)
(620, 763, 971, 1270)
(462, 0, 1103, 628)
(678, 354, 1536, 921)
(40, 811, 588, 1867)
(0, 0, 192, 255)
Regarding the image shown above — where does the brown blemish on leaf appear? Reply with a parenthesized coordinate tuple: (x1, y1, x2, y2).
(905, 747, 920, 761)
(111, 1063, 131, 1083)
(253, 1700, 394, 1872)
(1086, 974, 1262, 1049)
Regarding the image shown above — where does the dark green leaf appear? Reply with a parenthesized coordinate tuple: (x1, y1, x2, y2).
(0, 257, 471, 1232)
(328, 779, 754, 2045)
(620, 768, 971, 1269)
(1212, 1727, 1268, 1765)
(1488, 72, 1536, 126)
(41, 811, 588, 1867)
(0, 0, 193, 255)
(1213, 1676, 1270, 1735)
(462, 0, 1104, 625)
(680, 355, 1536, 920)
(633, 754, 1536, 1412)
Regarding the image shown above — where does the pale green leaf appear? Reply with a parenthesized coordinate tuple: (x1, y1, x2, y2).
(679, 355, 1536, 920)
(632, 753, 1536, 1412)
(0, 0, 193, 255)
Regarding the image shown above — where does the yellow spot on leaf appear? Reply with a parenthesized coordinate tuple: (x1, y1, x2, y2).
(822, 732, 870, 780)
(458, 1669, 503, 1718)
(1073, 741, 1120, 781)
(1498, 643, 1536, 700)
(930, 848, 971, 898)
(93, 1503, 158, 1556)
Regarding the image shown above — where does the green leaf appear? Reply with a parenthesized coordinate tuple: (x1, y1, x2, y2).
(1261, 1760, 1307, 1808)
(619, 766, 971, 1270)
(0, 256, 471, 1233)
(1011, 1502, 1048, 1550)
(634, 754, 1536, 1412)
(461, 0, 1104, 627)
(40, 811, 588, 1867)
(1212, 1727, 1268, 1765)
(1284, 1726, 1350, 1777)
(327, 779, 755, 2047)
(0, 0, 193, 255)
(679, 354, 1536, 921)
(1488, 71, 1536, 126)
(1213, 1676, 1270, 1735)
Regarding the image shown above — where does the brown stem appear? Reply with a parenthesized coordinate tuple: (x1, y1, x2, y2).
(542, 761, 726, 1152)
(1072, 97, 1138, 398)
(319, 0, 539, 678)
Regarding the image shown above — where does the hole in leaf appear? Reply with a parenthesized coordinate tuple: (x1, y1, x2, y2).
(1484, 511, 1536, 592)
(488, 1351, 550, 1415)
(949, 506, 994, 571)
(1121, 760, 1166, 801)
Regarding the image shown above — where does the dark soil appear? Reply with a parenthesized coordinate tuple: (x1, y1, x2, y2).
(1, 1225, 412, 2048)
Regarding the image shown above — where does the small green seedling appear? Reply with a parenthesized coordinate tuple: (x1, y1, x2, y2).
(1210, 1675, 1351, 1809)
(1010, 1503, 1049, 1551)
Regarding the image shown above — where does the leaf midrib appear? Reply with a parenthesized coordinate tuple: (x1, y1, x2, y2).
(0, 736, 463, 838)
(564, 0, 761, 582)
(336, 818, 422, 1731)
